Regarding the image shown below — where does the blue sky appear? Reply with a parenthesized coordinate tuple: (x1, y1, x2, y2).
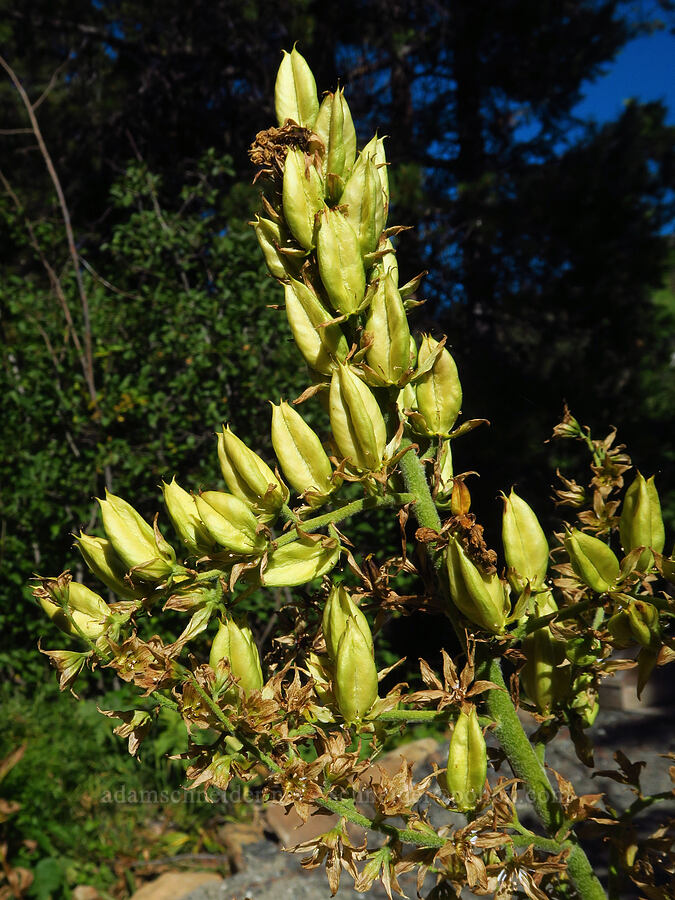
(574, 28, 675, 123)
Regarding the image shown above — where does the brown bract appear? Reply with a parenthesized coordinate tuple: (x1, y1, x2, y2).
(105, 634, 178, 695)
(249, 121, 323, 185)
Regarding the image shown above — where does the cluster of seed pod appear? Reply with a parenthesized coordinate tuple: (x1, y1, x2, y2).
(32, 48, 674, 829)
(253, 47, 465, 480)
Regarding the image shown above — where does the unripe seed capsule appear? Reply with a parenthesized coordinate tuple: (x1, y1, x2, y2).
(217, 426, 288, 522)
(329, 363, 387, 471)
(322, 583, 373, 661)
(627, 599, 659, 647)
(414, 336, 462, 436)
(607, 609, 634, 648)
(98, 490, 175, 581)
(262, 535, 340, 587)
(316, 208, 366, 315)
(75, 532, 144, 599)
(252, 215, 301, 280)
(341, 154, 386, 256)
(35, 578, 109, 640)
(210, 617, 263, 695)
(284, 278, 349, 375)
(619, 473, 665, 571)
(274, 46, 319, 128)
(520, 595, 570, 715)
(314, 89, 356, 183)
(501, 489, 549, 591)
(444, 708, 486, 812)
(446, 536, 509, 633)
(282, 148, 324, 251)
(195, 491, 266, 556)
(334, 616, 378, 724)
(162, 477, 215, 555)
(360, 135, 389, 219)
(271, 401, 337, 504)
(563, 528, 619, 594)
(364, 271, 411, 386)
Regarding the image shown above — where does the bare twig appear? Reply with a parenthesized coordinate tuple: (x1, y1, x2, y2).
(0, 53, 97, 407)
(0, 167, 85, 364)
(80, 255, 140, 300)
(32, 55, 72, 111)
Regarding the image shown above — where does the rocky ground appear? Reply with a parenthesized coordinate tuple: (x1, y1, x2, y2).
(128, 684, 674, 900)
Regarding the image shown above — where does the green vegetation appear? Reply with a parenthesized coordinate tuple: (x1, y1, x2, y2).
(0, 2, 673, 896)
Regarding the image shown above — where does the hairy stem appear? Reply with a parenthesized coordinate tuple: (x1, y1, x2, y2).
(274, 493, 415, 547)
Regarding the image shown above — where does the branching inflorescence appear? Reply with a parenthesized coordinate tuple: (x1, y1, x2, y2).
(34, 48, 675, 900)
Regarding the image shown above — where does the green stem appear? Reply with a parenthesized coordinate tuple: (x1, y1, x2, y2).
(375, 708, 492, 728)
(511, 831, 568, 855)
(375, 708, 453, 724)
(316, 796, 446, 848)
(398, 439, 441, 531)
(153, 691, 180, 713)
(274, 493, 415, 547)
(517, 597, 598, 637)
(280, 502, 302, 525)
(398, 440, 608, 900)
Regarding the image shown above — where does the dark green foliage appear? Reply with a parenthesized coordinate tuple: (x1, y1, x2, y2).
(0, 680, 236, 897)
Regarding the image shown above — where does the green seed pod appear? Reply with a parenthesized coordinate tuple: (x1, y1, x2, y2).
(627, 600, 659, 648)
(501, 489, 549, 592)
(274, 46, 319, 128)
(316, 208, 366, 315)
(284, 278, 349, 375)
(314, 89, 357, 184)
(329, 363, 387, 471)
(520, 595, 570, 715)
(444, 708, 487, 812)
(619, 473, 665, 571)
(251, 215, 302, 280)
(97, 490, 175, 581)
(414, 336, 462, 436)
(341, 154, 386, 256)
(564, 633, 602, 667)
(162, 478, 215, 555)
(217, 426, 288, 522)
(360, 134, 389, 218)
(563, 529, 620, 594)
(363, 271, 411, 386)
(282, 148, 324, 250)
(35, 577, 109, 640)
(607, 608, 634, 648)
(322, 583, 373, 661)
(271, 401, 337, 504)
(262, 534, 340, 587)
(195, 491, 266, 556)
(446, 536, 509, 633)
(570, 678, 599, 728)
(210, 617, 263, 695)
(75, 532, 144, 600)
(334, 616, 378, 724)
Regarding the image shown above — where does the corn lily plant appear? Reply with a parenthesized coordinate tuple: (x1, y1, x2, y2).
(34, 47, 675, 900)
